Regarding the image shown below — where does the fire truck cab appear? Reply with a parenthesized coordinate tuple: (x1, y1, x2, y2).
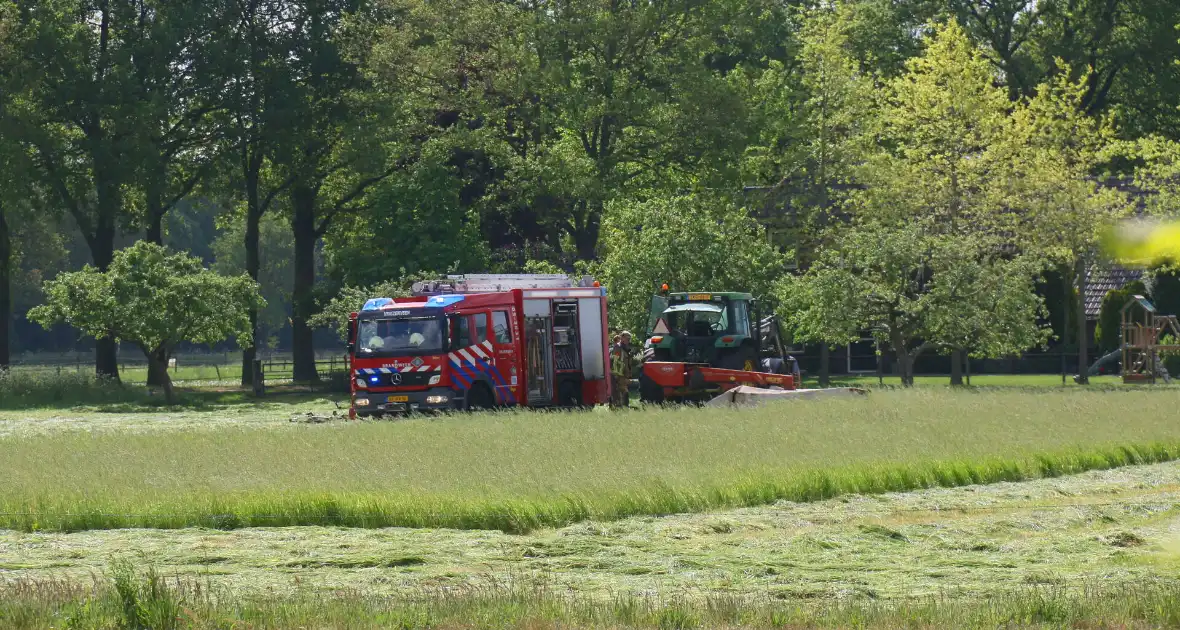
(347, 274, 611, 417)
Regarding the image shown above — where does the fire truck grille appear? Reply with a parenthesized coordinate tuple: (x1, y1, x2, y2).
(360, 371, 439, 387)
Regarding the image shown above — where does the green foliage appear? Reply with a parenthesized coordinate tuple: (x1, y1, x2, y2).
(211, 212, 292, 335)
(322, 138, 491, 288)
(29, 242, 262, 352)
(740, 3, 874, 257)
(778, 223, 1047, 385)
(1095, 280, 1147, 352)
(597, 193, 786, 335)
(1146, 268, 1180, 317)
(1004, 67, 1132, 264)
(1159, 334, 1180, 377)
(856, 19, 1011, 234)
(27, 242, 263, 399)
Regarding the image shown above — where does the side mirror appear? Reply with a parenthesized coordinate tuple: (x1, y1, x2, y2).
(347, 316, 357, 354)
(448, 316, 460, 351)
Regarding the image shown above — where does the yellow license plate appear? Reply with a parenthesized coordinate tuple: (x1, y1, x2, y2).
(687, 293, 712, 301)
(389, 396, 409, 402)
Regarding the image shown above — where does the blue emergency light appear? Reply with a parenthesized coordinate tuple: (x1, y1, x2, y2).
(427, 295, 466, 307)
(362, 297, 394, 310)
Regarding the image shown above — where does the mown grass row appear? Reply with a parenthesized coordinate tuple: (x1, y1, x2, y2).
(4, 440, 1179, 533)
(4, 562, 1180, 629)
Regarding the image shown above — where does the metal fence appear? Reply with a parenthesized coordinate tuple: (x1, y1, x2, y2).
(5, 351, 351, 384)
(7, 347, 1113, 384)
(790, 346, 1104, 380)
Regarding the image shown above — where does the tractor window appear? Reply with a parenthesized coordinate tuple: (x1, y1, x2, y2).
(492, 311, 512, 343)
(731, 300, 751, 336)
(666, 308, 727, 336)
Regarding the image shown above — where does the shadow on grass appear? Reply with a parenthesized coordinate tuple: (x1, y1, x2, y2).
(86, 387, 341, 414)
(803, 376, 1168, 393)
(0, 370, 344, 413)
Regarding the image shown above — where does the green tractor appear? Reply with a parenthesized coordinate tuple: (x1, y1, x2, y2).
(639, 290, 799, 403)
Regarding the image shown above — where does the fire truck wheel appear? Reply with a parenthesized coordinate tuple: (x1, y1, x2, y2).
(466, 383, 495, 410)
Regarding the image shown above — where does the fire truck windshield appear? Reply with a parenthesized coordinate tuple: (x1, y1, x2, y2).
(356, 316, 444, 356)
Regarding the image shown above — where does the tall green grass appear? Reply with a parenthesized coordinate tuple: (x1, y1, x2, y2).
(3, 564, 1180, 629)
(3, 390, 1180, 533)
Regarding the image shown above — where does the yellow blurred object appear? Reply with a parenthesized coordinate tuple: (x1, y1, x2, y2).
(1103, 219, 1180, 267)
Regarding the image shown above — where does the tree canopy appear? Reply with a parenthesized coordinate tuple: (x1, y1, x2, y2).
(28, 242, 262, 400)
(3, 0, 1179, 385)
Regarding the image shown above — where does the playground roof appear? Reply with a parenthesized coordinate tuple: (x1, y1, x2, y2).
(1122, 294, 1157, 314)
(1086, 264, 1143, 319)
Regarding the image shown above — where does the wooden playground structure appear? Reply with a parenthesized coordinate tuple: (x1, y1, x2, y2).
(1121, 295, 1180, 384)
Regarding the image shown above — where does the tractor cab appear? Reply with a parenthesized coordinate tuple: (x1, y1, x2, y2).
(645, 291, 758, 371)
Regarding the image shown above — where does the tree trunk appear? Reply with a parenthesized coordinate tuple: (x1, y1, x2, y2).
(898, 353, 914, 387)
(950, 348, 964, 386)
(818, 344, 830, 387)
(573, 203, 601, 261)
(241, 170, 261, 387)
(146, 346, 169, 387)
(146, 347, 174, 404)
(290, 184, 319, 383)
(0, 201, 10, 370)
(890, 331, 914, 387)
(144, 172, 165, 245)
(91, 184, 120, 382)
(1074, 259, 1089, 385)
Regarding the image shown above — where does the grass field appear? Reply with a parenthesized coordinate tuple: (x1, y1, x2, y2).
(4, 383, 1180, 627)
(2, 389, 1180, 533)
(4, 460, 1180, 628)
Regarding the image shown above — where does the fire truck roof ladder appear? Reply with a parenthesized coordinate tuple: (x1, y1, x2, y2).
(412, 274, 596, 296)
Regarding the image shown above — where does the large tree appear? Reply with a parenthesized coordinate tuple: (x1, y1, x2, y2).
(124, 0, 223, 246)
(0, 0, 22, 369)
(29, 242, 262, 403)
(740, 3, 876, 385)
(214, 0, 303, 386)
(12, 0, 157, 379)
(270, 0, 403, 383)
(1003, 68, 1134, 383)
(855, 19, 1016, 383)
(778, 223, 1047, 386)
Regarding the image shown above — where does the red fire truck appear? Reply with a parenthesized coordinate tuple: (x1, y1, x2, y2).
(346, 274, 611, 417)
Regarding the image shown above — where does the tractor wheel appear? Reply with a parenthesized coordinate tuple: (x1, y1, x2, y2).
(466, 383, 495, 411)
(639, 373, 665, 404)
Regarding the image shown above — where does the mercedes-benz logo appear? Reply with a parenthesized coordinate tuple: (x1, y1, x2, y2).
(390, 373, 402, 385)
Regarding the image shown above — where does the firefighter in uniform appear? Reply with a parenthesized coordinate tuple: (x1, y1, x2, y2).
(610, 331, 634, 408)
